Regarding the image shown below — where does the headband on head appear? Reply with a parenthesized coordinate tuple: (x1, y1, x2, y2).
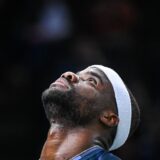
(88, 65, 132, 151)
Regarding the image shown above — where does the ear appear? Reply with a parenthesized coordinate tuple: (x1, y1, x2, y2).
(100, 110, 119, 127)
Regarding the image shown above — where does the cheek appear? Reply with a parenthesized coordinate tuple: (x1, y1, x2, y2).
(75, 84, 98, 100)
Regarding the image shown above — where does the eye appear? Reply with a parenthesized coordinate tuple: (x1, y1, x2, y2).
(87, 78, 97, 85)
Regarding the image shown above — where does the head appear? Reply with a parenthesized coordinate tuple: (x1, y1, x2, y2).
(41, 65, 140, 151)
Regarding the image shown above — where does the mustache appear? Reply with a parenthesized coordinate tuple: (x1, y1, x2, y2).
(41, 87, 75, 105)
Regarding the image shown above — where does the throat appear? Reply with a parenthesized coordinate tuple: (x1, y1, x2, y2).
(40, 123, 95, 160)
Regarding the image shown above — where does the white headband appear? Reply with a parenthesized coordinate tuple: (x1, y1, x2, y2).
(88, 65, 132, 151)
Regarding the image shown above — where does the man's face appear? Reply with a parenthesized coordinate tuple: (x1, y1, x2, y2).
(42, 67, 111, 127)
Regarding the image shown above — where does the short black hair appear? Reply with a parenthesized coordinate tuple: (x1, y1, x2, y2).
(128, 89, 140, 137)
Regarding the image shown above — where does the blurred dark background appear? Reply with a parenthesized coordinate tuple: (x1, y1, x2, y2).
(0, 0, 159, 159)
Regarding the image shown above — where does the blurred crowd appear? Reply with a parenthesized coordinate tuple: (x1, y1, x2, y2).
(0, 0, 159, 160)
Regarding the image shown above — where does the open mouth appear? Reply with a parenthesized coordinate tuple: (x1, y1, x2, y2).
(50, 78, 70, 90)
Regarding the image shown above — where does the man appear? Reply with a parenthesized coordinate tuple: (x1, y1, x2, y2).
(40, 65, 140, 160)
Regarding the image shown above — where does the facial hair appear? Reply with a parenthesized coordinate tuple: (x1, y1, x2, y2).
(41, 87, 100, 127)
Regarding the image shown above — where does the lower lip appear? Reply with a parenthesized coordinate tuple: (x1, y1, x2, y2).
(51, 81, 69, 89)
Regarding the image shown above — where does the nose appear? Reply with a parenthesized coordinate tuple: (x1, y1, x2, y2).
(61, 71, 79, 83)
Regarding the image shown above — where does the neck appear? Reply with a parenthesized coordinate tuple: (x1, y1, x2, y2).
(40, 123, 99, 160)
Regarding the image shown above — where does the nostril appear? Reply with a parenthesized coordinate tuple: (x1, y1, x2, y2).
(61, 74, 66, 78)
(67, 75, 73, 80)
(61, 72, 73, 80)
(61, 72, 79, 83)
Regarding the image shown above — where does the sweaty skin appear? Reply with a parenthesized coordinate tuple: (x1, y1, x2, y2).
(40, 68, 118, 160)
(40, 123, 105, 160)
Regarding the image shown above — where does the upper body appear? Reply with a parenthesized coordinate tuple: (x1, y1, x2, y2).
(71, 145, 121, 160)
(40, 65, 140, 160)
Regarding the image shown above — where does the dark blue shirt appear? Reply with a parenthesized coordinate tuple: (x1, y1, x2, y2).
(71, 146, 121, 160)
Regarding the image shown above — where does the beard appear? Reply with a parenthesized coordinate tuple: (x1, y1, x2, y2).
(41, 87, 100, 127)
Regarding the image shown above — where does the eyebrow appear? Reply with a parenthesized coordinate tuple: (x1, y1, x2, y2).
(89, 71, 103, 84)
(77, 71, 103, 84)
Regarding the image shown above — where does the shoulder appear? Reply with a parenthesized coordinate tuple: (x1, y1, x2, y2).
(99, 152, 121, 160)
(71, 146, 121, 160)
